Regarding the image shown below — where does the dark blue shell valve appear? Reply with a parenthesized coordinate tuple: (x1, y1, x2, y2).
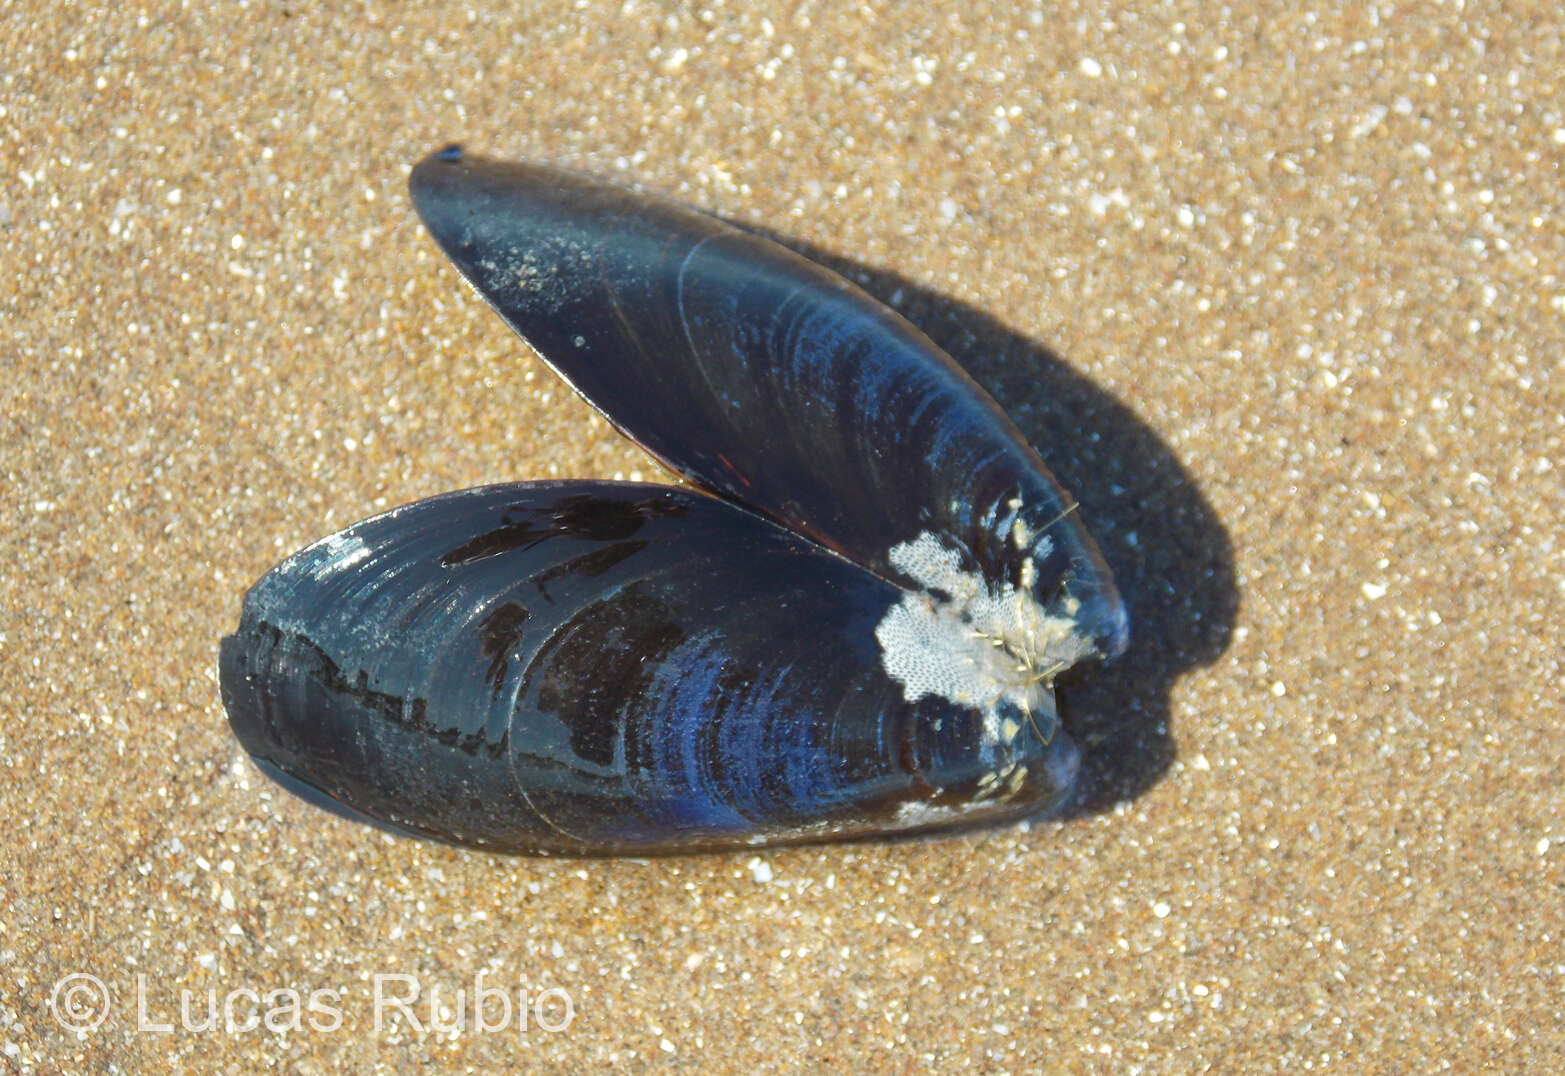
(217, 150, 1128, 854)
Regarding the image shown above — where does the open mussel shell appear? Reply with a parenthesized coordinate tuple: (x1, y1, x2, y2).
(218, 148, 1128, 855)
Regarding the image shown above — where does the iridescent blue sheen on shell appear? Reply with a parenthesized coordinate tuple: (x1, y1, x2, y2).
(217, 148, 1128, 855)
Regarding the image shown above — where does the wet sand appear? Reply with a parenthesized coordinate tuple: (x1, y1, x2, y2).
(3, 2, 1561, 1070)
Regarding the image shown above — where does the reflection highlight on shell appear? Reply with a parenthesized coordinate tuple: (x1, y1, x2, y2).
(218, 145, 1129, 855)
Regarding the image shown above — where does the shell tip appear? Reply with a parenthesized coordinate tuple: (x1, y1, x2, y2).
(432, 142, 464, 163)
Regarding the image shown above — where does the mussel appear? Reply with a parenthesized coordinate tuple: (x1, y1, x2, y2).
(218, 147, 1129, 855)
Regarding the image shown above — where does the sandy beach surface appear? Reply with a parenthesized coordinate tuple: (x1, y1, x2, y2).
(3, 1, 1561, 1071)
